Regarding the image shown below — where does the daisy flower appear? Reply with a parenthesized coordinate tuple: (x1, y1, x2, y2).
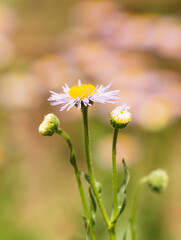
(48, 79, 119, 111)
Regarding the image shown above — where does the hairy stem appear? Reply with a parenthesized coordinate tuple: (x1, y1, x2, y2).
(111, 127, 119, 221)
(108, 226, 116, 240)
(81, 107, 111, 228)
(56, 128, 96, 240)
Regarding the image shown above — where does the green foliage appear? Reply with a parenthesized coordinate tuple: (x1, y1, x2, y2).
(89, 187, 97, 226)
(82, 216, 91, 240)
(80, 171, 103, 239)
(79, 171, 102, 229)
(111, 159, 130, 224)
(79, 172, 102, 194)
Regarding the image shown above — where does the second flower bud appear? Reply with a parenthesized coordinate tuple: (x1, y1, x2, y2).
(39, 113, 60, 136)
(109, 103, 132, 129)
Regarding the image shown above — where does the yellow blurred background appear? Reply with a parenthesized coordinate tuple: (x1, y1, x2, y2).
(0, 0, 181, 239)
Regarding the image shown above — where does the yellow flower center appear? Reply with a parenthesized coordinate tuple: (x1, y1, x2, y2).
(68, 84, 96, 100)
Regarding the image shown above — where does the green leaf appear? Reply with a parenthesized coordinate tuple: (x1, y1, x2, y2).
(111, 159, 130, 223)
(89, 187, 97, 226)
(79, 172, 102, 193)
(82, 216, 91, 240)
(79, 171, 90, 184)
(70, 151, 76, 166)
(79, 171, 102, 227)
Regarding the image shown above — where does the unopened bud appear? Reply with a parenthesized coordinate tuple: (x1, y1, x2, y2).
(147, 169, 168, 193)
(39, 113, 59, 136)
(109, 103, 132, 129)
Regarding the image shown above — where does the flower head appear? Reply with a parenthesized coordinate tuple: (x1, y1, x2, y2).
(109, 103, 132, 129)
(39, 113, 60, 136)
(147, 169, 169, 193)
(48, 79, 119, 111)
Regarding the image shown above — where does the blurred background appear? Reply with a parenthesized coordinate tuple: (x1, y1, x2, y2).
(0, 0, 181, 239)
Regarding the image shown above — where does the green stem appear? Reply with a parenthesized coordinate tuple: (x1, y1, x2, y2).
(56, 128, 96, 240)
(108, 226, 116, 240)
(81, 107, 111, 228)
(111, 128, 119, 221)
(130, 177, 148, 240)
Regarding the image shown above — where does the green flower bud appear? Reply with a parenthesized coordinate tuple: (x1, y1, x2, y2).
(39, 113, 59, 136)
(147, 169, 168, 193)
(109, 103, 132, 129)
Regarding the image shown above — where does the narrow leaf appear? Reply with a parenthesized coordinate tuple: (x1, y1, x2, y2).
(89, 187, 97, 226)
(79, 171, 102, 193)
(111, 159, 130, 223)
(70, 151, 76, 166)
(82, 216, 91, 240)
(79, 171, 90, 184)
(79, 172, 102, 227)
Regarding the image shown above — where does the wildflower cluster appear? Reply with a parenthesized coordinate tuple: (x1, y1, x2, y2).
(39, 80, 168, 240)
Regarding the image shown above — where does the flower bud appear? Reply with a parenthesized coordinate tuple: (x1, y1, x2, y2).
(147, 169, 168, 193)
(39, 113, 59, 136)
(109, 103, 132, 129)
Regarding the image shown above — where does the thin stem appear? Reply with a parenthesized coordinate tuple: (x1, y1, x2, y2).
(111, 127, 119, 221)
(81, 107, 111, 228)
(130, 177, 148, 240)
(56, 128, 96, 240)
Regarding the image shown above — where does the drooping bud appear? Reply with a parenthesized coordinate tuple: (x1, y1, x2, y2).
(39, 113, 60, 136)
(147, 169, 168, 193)
(109, 103, 132, 129)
